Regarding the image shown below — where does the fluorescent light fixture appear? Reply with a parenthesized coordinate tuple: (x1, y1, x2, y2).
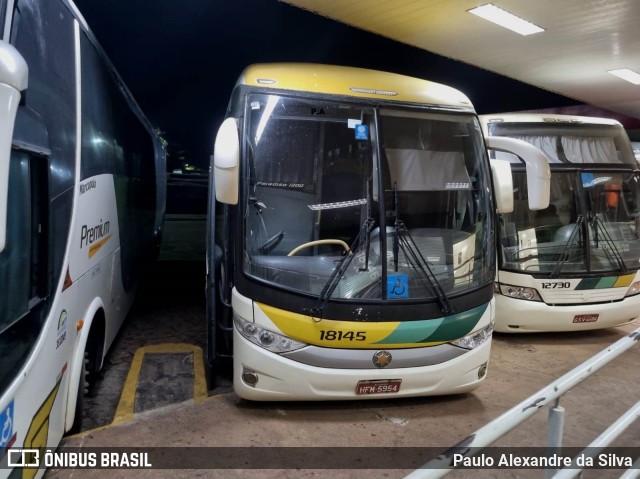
(608, 68, 640, 85)
(468, 4, 544, 36)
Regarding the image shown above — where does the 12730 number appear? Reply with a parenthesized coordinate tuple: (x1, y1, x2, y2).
(541, 282, 571, 289)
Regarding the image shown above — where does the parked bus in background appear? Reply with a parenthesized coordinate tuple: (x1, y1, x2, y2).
(482, 113, 640, 332)
(0, 0, 165, 475)
(207, 63, 549, 400)
(632, 141, 640, 165)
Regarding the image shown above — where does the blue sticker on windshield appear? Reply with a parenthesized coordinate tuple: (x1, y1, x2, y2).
(355, 124, 368, 140)
(581, 172, 595, 187)
(0, 400, 14, 449)
(387, 274, 409, 298)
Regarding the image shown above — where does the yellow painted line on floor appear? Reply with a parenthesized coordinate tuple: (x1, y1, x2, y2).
(65, 342, 227, 439)
(112, 343, 209, 425)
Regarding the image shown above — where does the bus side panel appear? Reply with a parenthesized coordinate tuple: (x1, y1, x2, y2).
(79, 32, 159, 296)
(63, 173, 127, 433)
(0, 0, 78, 472)
(13, 0, 78, 269)
(70, 173, 129, 337)
(0, 1, 163, 473)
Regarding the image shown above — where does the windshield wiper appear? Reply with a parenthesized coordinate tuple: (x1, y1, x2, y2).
(303, 210, 375, 321)
(360, 181, 375, 273)
(393, 184, 400, 273)
(582, 187, 627, 274)
(549, 215, 584, 278)
(394, 225, 454, 314)
(589, 214, 627, 273)
(392, 183, 453, 314)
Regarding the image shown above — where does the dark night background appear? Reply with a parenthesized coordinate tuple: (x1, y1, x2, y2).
(73, 0, 579, 171)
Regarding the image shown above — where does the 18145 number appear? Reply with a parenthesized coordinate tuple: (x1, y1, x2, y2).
(319, 330, 366, 341)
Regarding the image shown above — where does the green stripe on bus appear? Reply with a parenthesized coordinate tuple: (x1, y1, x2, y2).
(373, 318, 444, 344)
(595, 277, 618, 289)
(575, 278, 601, 290)
(575, 276, 630, 290)
(374, 303, 488, 344)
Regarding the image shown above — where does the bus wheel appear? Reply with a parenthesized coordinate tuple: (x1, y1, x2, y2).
(68, 351, 89, 435)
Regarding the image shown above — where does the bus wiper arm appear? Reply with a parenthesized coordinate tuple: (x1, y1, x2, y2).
(590, 215, 627, 273)
(550, 215, 584, 278)
(393, 182, 400, 272)
(304, 215, 375, 321)
(391, 182, 452, 314)
(394, 222, 453, 314)
(360, 181, 375, 272)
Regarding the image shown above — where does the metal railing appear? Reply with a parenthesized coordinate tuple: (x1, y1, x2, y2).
(404, 327, 640, 479)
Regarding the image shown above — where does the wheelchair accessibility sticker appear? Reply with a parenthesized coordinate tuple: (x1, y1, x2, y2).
(355, 124, 369, 140)
(1, 400, 14, 449)
(387, 273, 409, 298)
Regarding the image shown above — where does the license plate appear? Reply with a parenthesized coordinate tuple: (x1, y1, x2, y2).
(573, 314, 599, 323)
(356, 379, 402, 395)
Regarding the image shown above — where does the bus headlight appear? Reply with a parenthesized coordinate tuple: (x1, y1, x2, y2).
(234, 315, 307, 353)
(450, 321, 493, 350)
(497, 283, 542, 302)
(625, 281, 640, 297)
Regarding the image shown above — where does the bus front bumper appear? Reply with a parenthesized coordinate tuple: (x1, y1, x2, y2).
(494, 294, 640, 333)
(232, 328, 492, 401)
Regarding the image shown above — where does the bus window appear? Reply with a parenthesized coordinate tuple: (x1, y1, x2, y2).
(0, 151, 48, 392)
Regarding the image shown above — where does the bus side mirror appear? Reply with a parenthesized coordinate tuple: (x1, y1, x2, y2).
(490, 159, 513, 213)
(213, 117, 239, 205)
(485, 136, 550, 211)
(0, 41, 28, 253)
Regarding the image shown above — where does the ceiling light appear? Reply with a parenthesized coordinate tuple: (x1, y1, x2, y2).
(468, 4, 544, 36)
(608, 69, 640, 85)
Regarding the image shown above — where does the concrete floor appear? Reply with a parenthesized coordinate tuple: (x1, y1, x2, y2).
(49, 310, 640, 478)
(43, 216, 640, 478)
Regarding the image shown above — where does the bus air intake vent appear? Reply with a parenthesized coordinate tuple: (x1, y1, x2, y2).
(350, 87, 398, 96)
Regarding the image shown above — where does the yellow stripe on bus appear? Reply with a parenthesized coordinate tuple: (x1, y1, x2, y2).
(257, 303, 445, 349)
(613, 274, 636, 288)
(88, 234, 112, 259)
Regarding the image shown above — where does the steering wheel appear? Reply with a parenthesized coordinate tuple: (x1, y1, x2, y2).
(287, 239, 350, 257)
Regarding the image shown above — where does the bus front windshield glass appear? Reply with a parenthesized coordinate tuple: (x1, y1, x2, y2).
(490, 121, 640, 275)
(243, 94, 494, 302)
(500, 169, 640, 275)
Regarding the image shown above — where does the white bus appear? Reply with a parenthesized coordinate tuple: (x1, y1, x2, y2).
(0, 0, 165, 475)
(482, 113, 640, 332)
(207, 63, 549, 400)
(632, 141, 640, 165)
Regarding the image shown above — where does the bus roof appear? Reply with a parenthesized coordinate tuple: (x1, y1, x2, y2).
(236, 63, 474, 110)
(480, 113, 623, 128)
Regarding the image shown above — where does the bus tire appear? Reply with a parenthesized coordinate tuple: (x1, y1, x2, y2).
(67, 351, 88, 435)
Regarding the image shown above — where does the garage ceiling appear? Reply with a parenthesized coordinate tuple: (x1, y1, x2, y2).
(282, 0, 640, 120)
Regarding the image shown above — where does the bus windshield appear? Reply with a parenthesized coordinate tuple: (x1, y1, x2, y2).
(500, 169, 640, 275)
(488, 120, 640, 275)
(243, 94, 494, 302)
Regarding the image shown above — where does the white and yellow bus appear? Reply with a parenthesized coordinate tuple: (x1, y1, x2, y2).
(482, 113, 640, 332)
(0, 0, 165, 476)
(207, 63, 549, 400)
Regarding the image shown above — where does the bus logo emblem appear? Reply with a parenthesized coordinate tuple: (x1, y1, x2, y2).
(373, 351, 392, 368)
(8, 449, 39, 467)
